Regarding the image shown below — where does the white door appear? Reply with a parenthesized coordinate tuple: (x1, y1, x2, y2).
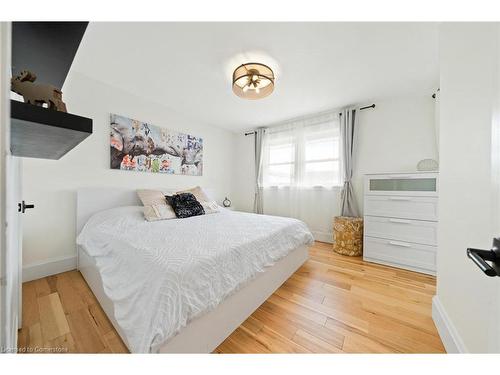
(0, 21, 20, 353)
(435, 23, 500, 353)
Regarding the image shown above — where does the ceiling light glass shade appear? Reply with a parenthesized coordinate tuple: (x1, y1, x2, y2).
(232, 63, 275, 100)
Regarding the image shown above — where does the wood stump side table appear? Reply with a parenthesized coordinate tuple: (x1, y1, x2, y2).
(333, 216, 363, 256)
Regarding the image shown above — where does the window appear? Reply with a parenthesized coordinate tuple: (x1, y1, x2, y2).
(262, 112, 342, 188)
(268, 143, 295, 185)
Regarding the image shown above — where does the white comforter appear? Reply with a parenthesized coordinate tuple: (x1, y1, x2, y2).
(76, 206, 314, 353)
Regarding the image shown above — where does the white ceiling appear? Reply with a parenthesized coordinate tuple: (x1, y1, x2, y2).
(71, 22, 439, 132)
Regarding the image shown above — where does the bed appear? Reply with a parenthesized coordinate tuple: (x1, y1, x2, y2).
(76, 188, 313, 353)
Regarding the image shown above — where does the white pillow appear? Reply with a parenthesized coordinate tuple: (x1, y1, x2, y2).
(137, 189, 176, 221)
(176, 186, 219, 214)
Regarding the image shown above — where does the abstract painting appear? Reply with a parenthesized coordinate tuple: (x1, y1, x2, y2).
(110, 114, 203, 176)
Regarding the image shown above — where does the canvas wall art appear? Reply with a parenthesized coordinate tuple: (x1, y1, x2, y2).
(110, 114, 203, 176)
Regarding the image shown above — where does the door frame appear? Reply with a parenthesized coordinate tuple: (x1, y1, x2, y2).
(0, 21, 15, 353)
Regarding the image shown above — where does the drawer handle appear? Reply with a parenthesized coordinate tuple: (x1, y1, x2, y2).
(389, 218, 411, 224)
(388, 240, 412, 248)
(388, 197, 412, 201)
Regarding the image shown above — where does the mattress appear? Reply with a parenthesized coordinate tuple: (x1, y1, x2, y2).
(76, 206, 314, 352)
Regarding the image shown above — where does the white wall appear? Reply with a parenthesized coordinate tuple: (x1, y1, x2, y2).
(353, 95, 437, 212)
(434, 23, 500, 353)
(232, 94, 438, 236)
(232, 134, 255, 213)
(22, 71, 236, 266)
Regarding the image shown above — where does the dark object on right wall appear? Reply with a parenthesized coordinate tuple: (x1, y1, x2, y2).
(11, 70, 67, 112)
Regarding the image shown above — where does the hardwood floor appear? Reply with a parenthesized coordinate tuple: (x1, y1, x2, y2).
(18, 241, 445, 353)
(18, 268, 129, 353)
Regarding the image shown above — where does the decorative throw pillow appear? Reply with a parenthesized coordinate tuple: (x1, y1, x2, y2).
(176, 186, 209, 202)
(165, 193, 205, 218)
(177, 186, 219, 214)
(137, 189, 176, 221)
(201, 200, 220, 215)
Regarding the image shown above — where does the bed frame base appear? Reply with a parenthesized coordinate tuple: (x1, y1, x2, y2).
(78, 244, 308, 353)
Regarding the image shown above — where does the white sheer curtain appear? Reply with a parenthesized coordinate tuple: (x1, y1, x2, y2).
(261, 111, 342, 242)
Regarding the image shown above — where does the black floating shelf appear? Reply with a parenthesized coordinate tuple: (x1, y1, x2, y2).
(11, 100, 93, 160)
(12, 22, 89, 90)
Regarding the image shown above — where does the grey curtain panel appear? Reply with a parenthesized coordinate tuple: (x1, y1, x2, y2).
(340, 108, 359, 217)
(253, 128, 265, 214)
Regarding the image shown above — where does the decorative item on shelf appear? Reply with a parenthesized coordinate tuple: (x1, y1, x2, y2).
(232, 62, 275, 100)
(417, 158, 439, 171)
(10, 70, 67, 112)
(333, 216, 363, 256)
(222, 197, 232, 208)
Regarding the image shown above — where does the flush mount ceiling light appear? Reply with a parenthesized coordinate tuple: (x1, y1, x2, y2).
(232, 62, 275, 100)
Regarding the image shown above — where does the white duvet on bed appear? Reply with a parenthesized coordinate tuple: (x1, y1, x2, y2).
(76, 206, 314, 353)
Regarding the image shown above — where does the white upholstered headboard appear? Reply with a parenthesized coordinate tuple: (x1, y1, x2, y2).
(76, 188, 141, 235)
(76, 186, 218, 235)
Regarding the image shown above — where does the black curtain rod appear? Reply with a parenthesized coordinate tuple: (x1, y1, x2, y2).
(359, 104, 376, 111)
(339, 104, 376, 116)
(245, 104, 376, 135)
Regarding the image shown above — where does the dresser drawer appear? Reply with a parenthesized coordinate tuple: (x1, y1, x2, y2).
(363, 236, 436, 273)
(364, 216, 438, 246)
(365, 173, 438, 197)
(364, 195, 438, 221)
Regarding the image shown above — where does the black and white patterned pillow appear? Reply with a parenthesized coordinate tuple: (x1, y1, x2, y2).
(165, 193, 205, 218)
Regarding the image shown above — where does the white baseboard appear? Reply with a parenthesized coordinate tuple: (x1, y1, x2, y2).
(313, 231, 333, 243)
(22, 255, 77, 282)
(432, 295, 467, 353)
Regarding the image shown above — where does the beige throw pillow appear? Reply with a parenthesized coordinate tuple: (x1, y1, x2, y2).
(137, 189, 176, 221)
(176, 186, 209, 202)
(177, 186, 219, 214)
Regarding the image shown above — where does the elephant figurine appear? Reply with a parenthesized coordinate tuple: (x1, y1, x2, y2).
(11, 70, 67, 112)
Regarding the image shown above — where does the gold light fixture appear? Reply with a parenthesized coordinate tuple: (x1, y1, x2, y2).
(232, 62, 275, 100)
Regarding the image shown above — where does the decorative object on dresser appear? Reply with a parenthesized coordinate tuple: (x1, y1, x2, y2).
(11, 70, 67, 112)
(333, 216, 363, 256)
(363, 172, 438, 275)
(417, 158, 439, 171)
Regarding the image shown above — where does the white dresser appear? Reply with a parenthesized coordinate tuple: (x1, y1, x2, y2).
(363, 172, 438, 275)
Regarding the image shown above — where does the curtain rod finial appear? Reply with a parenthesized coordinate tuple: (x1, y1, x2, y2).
(359, 104, 376, 111)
